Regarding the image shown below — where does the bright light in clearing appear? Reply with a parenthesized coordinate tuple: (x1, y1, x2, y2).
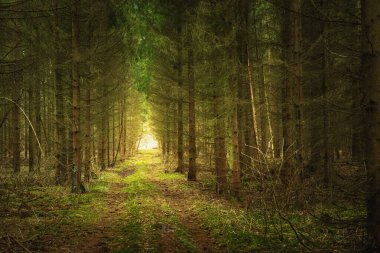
(138, 134, 158, 150)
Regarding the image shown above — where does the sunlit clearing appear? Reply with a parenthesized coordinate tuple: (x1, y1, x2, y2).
(138, 134, 158, 150)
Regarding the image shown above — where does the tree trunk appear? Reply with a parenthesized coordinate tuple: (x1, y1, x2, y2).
(54, 5, 67, 184)
(187, 24, 197, 181)
(35, 81, 42, 171)
(352, 79, 365, 162)
(176, 14, 184, 173)
(28, 83, 35, 173)
(362, 0, 380, 250)
(84, 84, 91, 183)
(165, 103, 170, 164)
(100, 85, 107, 171)
(121, 98, 127, 161)
(236, 0, 258, 177)
(291, 0, 303, 174)
(12, 80, 21, 173)
(322, 0, 332, 188)
(282, 0, 303, 180)
(231, 87, 241, 196)
(72, 0, 82, 193)
(213, 91, 227, 194)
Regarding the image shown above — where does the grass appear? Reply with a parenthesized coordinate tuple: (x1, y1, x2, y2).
(2, 149, 365, 252)
(153, 167, 367, 252)
(117, 151, 197, 253)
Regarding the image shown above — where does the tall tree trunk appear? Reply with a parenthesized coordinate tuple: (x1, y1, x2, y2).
(362, 0, 380, 250)
(12, 79, 21, 173)
(84, 12, 94, 182)
(54, 6, 67, 184)
(100, 85, 107, 171)
(28, 83, 35, 173)
(251, 13, 267, 153)
(72, 0, 82, 193)
(107, 115, 111, 167)
(121, 97, 127, 161)
(84, 84, 91, 183)
(247, 55, 259, 151)
(231, 85, 241, 196)
(237, 0, 258, 175)
(282, 0, 303, 180)
(352, 80, 364, 162)
(112, 108, 115, 165)
(111, 102, 124, 167)
(35, 81, 42, 171)
(187, 24, 197, 181)
(67, 80, 74, 184)
(213, 90, 227, 194)
(165, 103, 170, 164)
(55, 63, 67, 184)
(291, 0, 303, 174)
(176, 13, 184, 173)
(322, 0, 332, 188)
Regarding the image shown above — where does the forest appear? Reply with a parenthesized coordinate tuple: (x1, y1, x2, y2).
(0, 0, 379, 252)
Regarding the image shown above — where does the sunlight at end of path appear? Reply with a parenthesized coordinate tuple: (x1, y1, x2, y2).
(138, 134, 158, 150)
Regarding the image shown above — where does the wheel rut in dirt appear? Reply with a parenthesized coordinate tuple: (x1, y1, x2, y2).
(75, 167, 133, 253)
(152, 180, 226, 253)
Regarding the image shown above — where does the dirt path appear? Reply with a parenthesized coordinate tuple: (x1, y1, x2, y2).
(154, 180, 225, 253)
(76, 180, 125, 253)
(34, 151, 226, 253)
(66, 166, 135, 253)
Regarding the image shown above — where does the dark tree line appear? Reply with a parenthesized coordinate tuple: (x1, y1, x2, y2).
(148, 0, 380, 251)
(0, 0, 144, 191)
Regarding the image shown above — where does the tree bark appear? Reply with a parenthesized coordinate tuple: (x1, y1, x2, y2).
(362, 0, 380, 250)
(187, 23, 197, 181)
(322, 0, 332, 188)
(12, 78, 20, 173)
(176, 13, 184, 173)
(72, 0, 82, 193)
(231, 87, 241, 196)
(84, 84, 91, 182)
(213, 91, 227, 194)
(291, 0, 303, 174)
(28, 82, 35, 173)
(236, 0, 258, 174)
(54, 3, 67, 184)
(100, 85, 107, 171)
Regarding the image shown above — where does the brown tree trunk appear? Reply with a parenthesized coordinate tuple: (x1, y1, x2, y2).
(292, 0, 303, 174)
(187, 24, 197, 181)
(231, 88, 241, 196)
(176, 14, 184, 173)
(352, 79, 365, 162)
(213, 91, 227, 194)
(100, 85, 107, 171)
(121, 98, 127, 161)
(84, 84, 91, 183)
(362, 0, 380, 250)
(165, 103, 170, 164)
(282, 0, 303, 180)
(322, 0, 332, 188)
(72, 0, 82, 193)
(112, 109, 115, 165)
(12, 80, 21, 173)
(28, 83, 35, 173)
(236, 0, 258, 176)
(107, 116, 111, 167)
(35, 81, 42, 171)
(54, 4, 67, 184)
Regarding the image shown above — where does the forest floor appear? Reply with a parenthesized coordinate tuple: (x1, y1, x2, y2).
(1, 150, 262, 253)
(1, 150, 366, 253)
